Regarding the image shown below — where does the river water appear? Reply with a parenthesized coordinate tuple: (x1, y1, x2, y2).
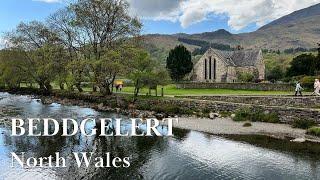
(0, 92, 320, 180)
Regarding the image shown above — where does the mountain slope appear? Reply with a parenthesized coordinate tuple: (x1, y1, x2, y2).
(143, 3, 320, 60)
(260, 3, 320, 30)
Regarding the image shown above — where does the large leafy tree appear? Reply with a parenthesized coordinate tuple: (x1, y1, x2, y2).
(128, 48, 170, 102)
(286, 53, 317, 77)
(6, 21, 66, 92)
(0, 49, 31, 88)
(70, 0, 142, 94)
(166, 45, 193, 82)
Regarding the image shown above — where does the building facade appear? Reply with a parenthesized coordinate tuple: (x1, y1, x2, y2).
(191, 48, 265, 82)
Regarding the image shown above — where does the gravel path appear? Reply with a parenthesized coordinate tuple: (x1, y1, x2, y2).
(173, 118, 320, 142)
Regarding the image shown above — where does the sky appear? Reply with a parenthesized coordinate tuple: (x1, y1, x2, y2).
(1, 0, 320, 47)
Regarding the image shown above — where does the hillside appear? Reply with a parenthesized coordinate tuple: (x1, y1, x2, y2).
(143, 3, 320, 60)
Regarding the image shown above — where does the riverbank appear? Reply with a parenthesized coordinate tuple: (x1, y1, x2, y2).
(173, 118, 320, 143)
(1, 88, 320, 143)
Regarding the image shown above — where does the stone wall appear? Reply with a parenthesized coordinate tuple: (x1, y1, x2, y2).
(141, 98, 320, 123)
(182, 96, 320, 109)
(2, 87, 319, 124)
(176, 82, 294, 91)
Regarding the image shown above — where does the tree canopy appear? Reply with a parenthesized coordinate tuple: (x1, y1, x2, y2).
(166, 45, 193, 82)
(286, 53, 318, 77)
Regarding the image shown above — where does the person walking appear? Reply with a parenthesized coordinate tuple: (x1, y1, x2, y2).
(312, 79, 320, 96)
(295, 81, 303, 96)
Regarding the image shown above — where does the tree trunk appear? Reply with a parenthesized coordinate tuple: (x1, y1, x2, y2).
(100, 84, 112, 96)
(75, 83, 83, 92)
(92, 84, 97, 92)
(59, 83, 65, 90)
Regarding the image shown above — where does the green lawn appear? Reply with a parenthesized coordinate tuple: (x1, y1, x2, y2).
(119, 84, 294, 96)
(20, 83, 297, 96)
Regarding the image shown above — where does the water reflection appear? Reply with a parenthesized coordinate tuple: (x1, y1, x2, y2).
(0, 92, 320, 180)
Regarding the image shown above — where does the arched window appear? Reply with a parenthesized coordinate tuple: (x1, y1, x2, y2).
(214, 58, 217, 80)
(204, 59, 207, 80)
(209, 57, 212, 80)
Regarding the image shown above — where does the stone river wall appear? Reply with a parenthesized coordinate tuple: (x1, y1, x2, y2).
(1, 88, 319, 124)
(180, 96, 320, 109)
(138, 98, 320, 123)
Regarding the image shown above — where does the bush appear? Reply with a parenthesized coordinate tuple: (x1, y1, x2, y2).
(152, 104, 182, 115)
(292, 119, 317, 129)
(233, 108, 280, 123)
(233, 108, 252, 121)
(299, 76, 320, 90)
(307, 127, 320, 137)
(237, 72, 255, 82)
(261, 113, 281, 123)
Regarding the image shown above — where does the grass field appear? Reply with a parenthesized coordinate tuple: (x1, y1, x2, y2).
(19, 83, 298, 96)
(119, 84, 294, 96)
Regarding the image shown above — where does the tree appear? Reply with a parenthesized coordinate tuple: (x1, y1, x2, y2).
(166, 45, 193, 82)
(66, 59, 89, 91)
(92, 49, 125, 95)
(316, 43, 320, 75)
(70, 0, 142, 94)
(286, 53, 317, 77)
(266, 65, 285, 82)
(6, 21, 66, 92)
(0, 49, 31, 89)
(128, 48, 170, 102)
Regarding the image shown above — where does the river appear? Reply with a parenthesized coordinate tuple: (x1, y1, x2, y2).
(0, 92, 319, 180)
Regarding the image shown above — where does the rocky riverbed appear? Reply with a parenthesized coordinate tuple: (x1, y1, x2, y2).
(173, 118, 320, 143)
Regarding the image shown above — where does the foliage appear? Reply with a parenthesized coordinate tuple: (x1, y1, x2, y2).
(266, 65, 285, 82)
(166, 45, 193, 82)
(233, 108, 280, 123)
(292, 119, 317, 129)
(307, 127, 320, 137)
(1, 0, 142, 95)
(298, 76, 320, 90)
(128, 48, 170, 102)
(286, 53, 319, 77)
(0, 49, 30, 89)
(233, 108, 252, 122)
(237, 72, 255, 82)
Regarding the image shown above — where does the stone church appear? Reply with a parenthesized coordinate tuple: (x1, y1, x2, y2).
(191, 48, 265, 82)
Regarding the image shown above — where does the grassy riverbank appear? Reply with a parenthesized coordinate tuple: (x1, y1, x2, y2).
(19, 83, 295, 96)
(120, 84, 294, 96)
(2, 87, 320, 142)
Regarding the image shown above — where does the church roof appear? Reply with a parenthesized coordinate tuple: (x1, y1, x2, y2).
(208, 48, 262, 67)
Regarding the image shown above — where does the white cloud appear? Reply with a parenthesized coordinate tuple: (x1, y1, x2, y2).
(128, 0, 182, 22)
(128, 0, 320, 30)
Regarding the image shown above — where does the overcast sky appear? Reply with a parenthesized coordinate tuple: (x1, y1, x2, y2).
(1, 0, 320, 48)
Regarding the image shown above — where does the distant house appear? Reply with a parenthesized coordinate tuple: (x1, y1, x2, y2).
(191, 48, 265, 82)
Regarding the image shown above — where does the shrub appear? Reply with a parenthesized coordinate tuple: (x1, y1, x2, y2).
(299, 76, 320, 90)
(237, 72, 255, 82)
(220, 111, 232, 118)
(233, 108, 280, 123)
(307, 127, 320, 137)
(152, 104, 183, 115)
(292, 119, 317, 129)
(243, 122, 252, 127)
(262, 113, 280, 123)
(233, 108, 251, 122)
(202, 108, 210, 114)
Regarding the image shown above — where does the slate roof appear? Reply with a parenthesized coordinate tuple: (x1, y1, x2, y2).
(209, 48, 261, 67)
